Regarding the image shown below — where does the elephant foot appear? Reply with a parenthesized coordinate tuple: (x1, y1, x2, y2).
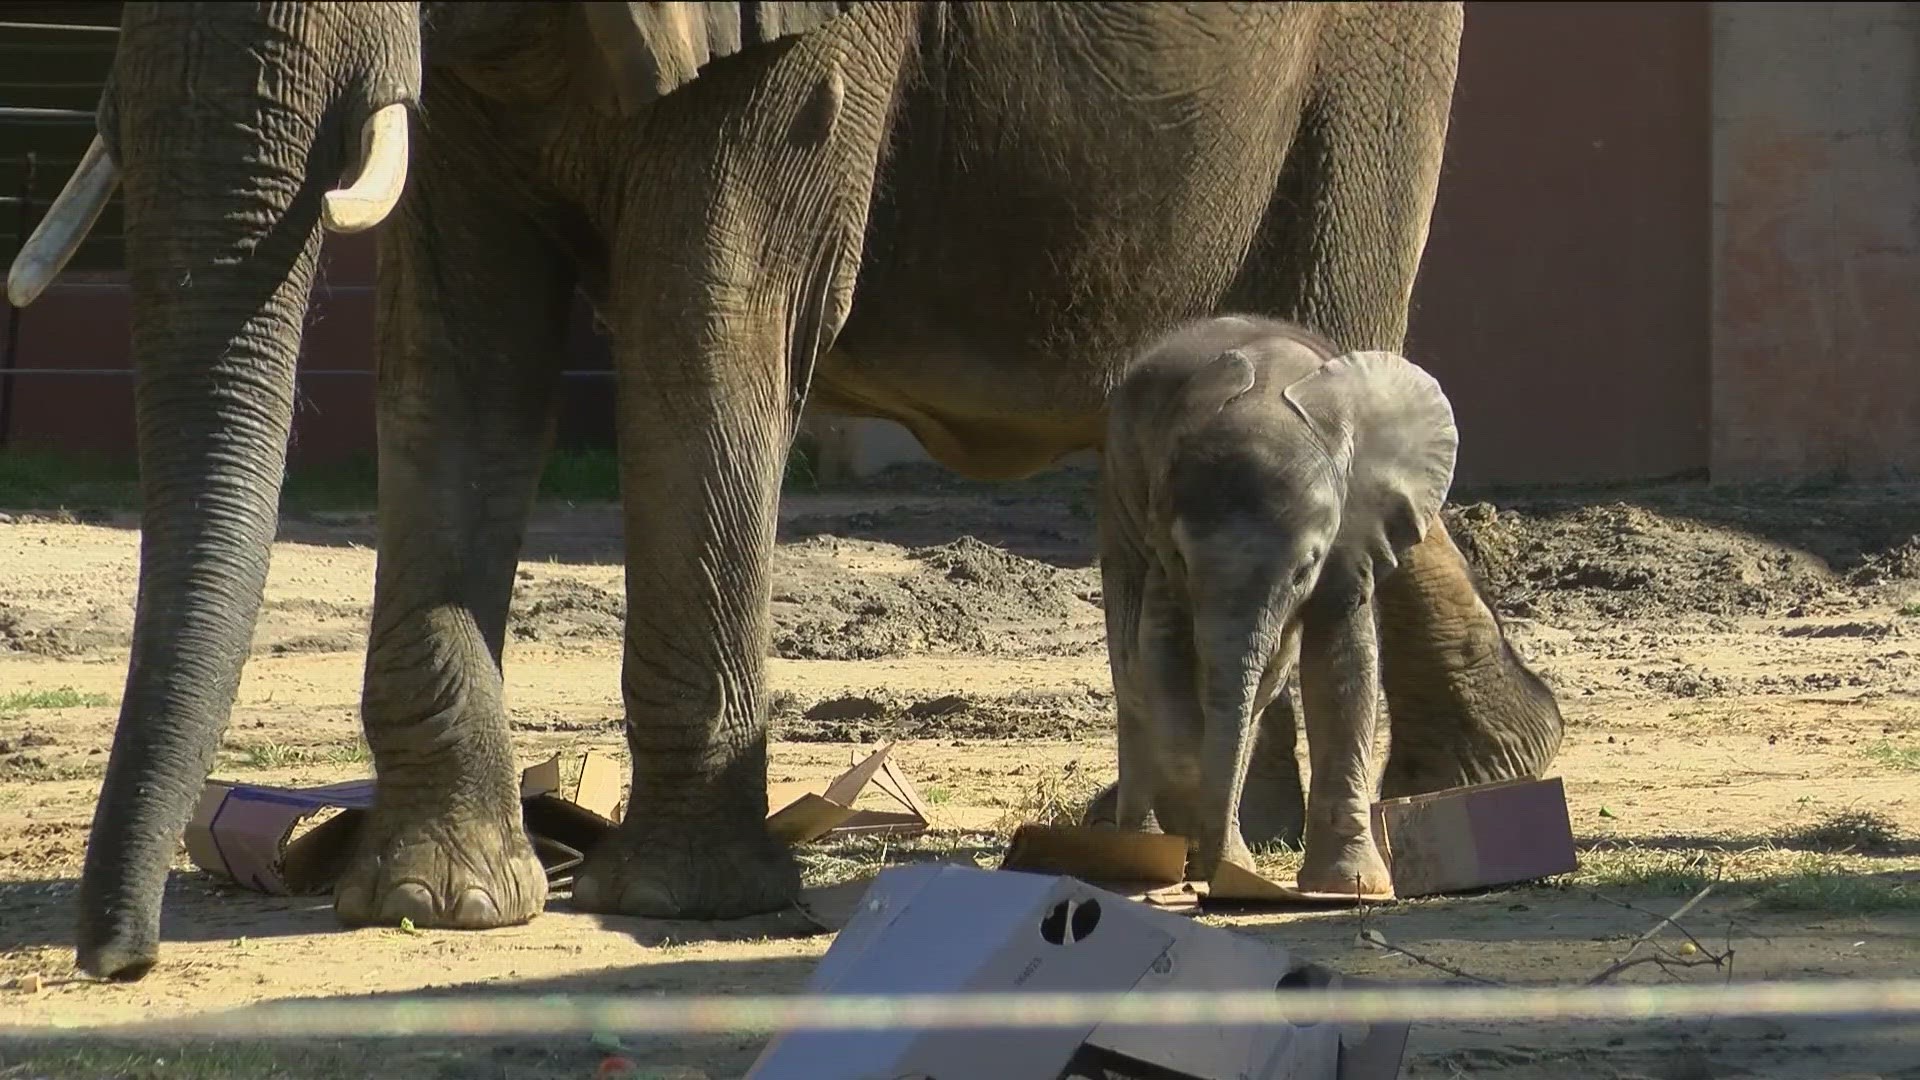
(334, 805, 547, 928)
(571, 818, 799, 919)
(1297, 834, 1393, 898)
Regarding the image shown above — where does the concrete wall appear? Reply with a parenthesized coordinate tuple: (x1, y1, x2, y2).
(1408, 0, 1710, 485)
(1710, 2, 1920, 482)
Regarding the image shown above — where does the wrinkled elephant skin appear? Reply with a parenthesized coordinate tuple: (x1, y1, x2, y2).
(9, 1, 1564, 979)
(1099, 315, 1464, 891)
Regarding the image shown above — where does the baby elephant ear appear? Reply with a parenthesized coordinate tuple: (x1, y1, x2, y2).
(1287, 350, 1458, 571)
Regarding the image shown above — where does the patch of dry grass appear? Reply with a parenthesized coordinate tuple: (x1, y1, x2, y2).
(987, 758, 1105, 837)
(1543, 812, 1916, 913)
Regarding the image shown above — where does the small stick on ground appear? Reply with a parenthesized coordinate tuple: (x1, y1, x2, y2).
(1585, 884, 1734, 985)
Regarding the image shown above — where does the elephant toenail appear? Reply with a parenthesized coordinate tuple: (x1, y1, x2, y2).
(380, 882, 437, 924)
(451, 888, 500, 926)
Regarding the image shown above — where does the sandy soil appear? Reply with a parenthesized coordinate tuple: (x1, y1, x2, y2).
(1, 468, 1918, 1079)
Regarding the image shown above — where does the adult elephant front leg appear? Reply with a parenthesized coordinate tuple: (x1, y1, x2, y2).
(570, 47, 889, 922)
(333, 106, 570, 929)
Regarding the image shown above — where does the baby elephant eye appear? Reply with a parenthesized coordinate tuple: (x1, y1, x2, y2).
(1292, 548, 1321, 586)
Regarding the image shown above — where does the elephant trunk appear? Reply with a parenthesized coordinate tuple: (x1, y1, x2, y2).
(70, 2, 415, 981)
(1189, 572, 1290, 871)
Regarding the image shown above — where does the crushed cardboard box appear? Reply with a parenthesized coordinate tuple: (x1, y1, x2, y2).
(748, 864, 1409, 1080)
(185, 751, 625, 895)
(765, 741, 932, 844)
(1006, 776, 1577, 907)
(187, 742, 934, 896)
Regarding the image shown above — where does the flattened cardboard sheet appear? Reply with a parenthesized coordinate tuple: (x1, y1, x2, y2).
(764, 741, 932, 845)
(185, 751, 623, 896)
(998, 825, 1381, 910)
(1370, 776, 1577, 898)
(1205, 862, 1395, 906)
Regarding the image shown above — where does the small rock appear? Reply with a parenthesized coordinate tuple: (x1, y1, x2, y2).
(13, 974, 43, 993)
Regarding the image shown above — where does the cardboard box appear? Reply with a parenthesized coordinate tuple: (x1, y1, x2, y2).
(765, 741, 932, 845)
(184, 750, 625, 895)
(1369, 777, 1578, 898)
(747, 864, 1409, 1080)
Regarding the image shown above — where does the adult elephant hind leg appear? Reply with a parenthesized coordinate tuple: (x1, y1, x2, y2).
(333, 126, 573, 930)
(1376, 518, 1565, 797)
(1219, 5, 1559, 792)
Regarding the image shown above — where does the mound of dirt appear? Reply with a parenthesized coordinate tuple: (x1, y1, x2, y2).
(506, 536, 1105, 660)
(0, 595, 370, 660)
(508, 577, 625, 643)
(1445, 502, 1856, 621)
(770, 686, 1112, 742)
(770, 536, 1102, 660)
(1847, 536, 1920, 587)
(0, 600, 132, 658)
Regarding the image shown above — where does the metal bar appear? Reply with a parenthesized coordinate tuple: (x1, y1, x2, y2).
(0, 369, 619, 378)
(1, 151, 36, 448)
(0, 22, 120, 33)
(0, 106, 95, 122)
(8, 981, 1920, 1040)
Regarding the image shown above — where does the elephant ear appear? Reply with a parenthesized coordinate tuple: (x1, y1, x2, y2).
(578, 2, 854, 116)
(1283, 351, 1458, 572)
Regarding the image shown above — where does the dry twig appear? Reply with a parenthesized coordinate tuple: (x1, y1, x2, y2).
(1585, 884, 1734, 985)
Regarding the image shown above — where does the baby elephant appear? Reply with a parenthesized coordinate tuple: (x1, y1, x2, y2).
(1099, 314, 1458, 895)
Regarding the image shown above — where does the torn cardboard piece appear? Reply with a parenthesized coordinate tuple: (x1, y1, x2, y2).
(765, 741, 932, 845)
(184, 751, 623, 896)
(1370, 776, 1577, 898)
(999, 825, 1380, 910)
(1001, 823, 1203, 912)
(748, 864, 1409, 1080)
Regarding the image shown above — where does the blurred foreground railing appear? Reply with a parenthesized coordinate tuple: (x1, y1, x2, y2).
(6, 980, 1920, 1039)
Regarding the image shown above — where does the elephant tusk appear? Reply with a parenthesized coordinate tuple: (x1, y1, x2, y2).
(6, 135, 118, 308)
(322, 103, 410, 234)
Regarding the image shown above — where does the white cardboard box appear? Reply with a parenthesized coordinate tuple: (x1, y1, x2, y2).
(747, 864, 1408, 1080)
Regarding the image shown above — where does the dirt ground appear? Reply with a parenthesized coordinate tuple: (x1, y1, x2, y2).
(2, 467, 1918, 1079)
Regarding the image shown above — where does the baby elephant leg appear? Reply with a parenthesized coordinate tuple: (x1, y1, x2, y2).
(1296, 588, 1394, 896)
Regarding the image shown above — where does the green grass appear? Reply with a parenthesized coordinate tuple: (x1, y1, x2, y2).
(1565, 844, 1919, 914)
(0, 444, 823, 514)
(0, 686, 111, 714)
(221, 739, 370, 771)
(1897, 600, 1920, 618)
(1864, 741, 1920, 771)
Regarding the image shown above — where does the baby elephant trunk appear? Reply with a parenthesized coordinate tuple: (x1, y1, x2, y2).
(1188, 577, 1296, 881)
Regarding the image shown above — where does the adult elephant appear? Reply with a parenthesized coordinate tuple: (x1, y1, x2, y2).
(7, 0, 1563, 981)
